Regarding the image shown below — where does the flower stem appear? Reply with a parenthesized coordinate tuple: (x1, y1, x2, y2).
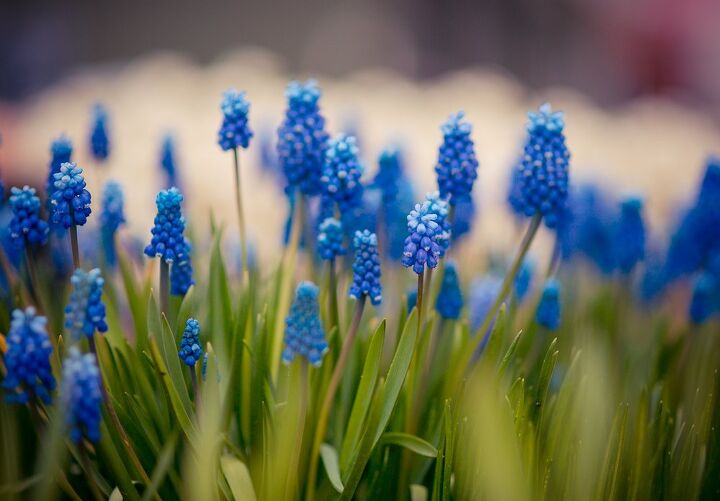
(79, 445, 104, 501)
(328, 259, 340, 331)
(160, 260, 169, 316)
(416, 270, 425, 340)
(286, 360, 310, 499)
(0, 244, 30, 306)
(190, 365, 200, 405)
(69, 226, 80, 269)
(306, 295, 366, 501)
(232, 148, 249, 280)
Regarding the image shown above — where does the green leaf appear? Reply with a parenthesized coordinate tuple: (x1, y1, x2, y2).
(497, 329, 523, 377)
(379, 432, 438, 458)
(320, 444, 344, 493)
(533, 337, 558, 423)
(220, 456, 257, 501)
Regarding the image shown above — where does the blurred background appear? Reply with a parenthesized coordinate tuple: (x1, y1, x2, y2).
(1, 0, 719, 261)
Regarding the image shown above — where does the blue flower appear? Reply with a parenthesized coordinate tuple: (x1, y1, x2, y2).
(507, 157, 526, 218)
(2, 308, 56, 405)
(382, 182, 416, 262)
(277, 80, 330, 196)
(217, 89, 253, 151)
(144, 188, 187, 263)
(9, 186, 49, 248)
(536, 278, 561, 330)
(47, 135, 73, 206)
(282, 281, 328, 366)
(89, 104, 110, 161)
(514, 259, 534, 303)
(349, 230, 382, 305)
(689, 273, 718, 324)
(373, 147, 405, 204)
(170, 239, 194, 295)
(424, 192, 452, 257)
(64, 268, 108, 340)
(514, 103, 570, 228)
(436, 261, 463, 320)
(317, 217, 345, 261)
(435, 112, 479, 205)
(50, 162, 92, 229)
(401, 193, 450, 274)
(451, 198, 476, 243)
(468, 274, 503, 336)
(178, 318, 202, 366)
(321, 134, 364, 216)
(61, 347, 103, 443)
(614, 196, 646, 274)
(100, 181, 125, 267)
(160, 134, 180, 188)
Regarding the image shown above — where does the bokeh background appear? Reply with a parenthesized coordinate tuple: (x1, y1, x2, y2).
(1, 0, 719, 263)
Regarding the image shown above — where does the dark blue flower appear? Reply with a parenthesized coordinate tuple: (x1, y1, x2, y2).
(9, 186, 48, 248)
(160, 134, 180, 188)
(321, 134, 364, 216)
(435, 112, 479, 205)
(514, 259, 534, 303)
(2, 308, 56, 405)
(436, 261, 463, 319)
(317, 217, 345, 261)
(50, 162, 92, 229)
(100, 181, 125, 268)
(47, 135, 73, 206)
(425, 192, 452, 257)
(217, 89, 253, 151)
(89, 104, 110, 162)
(451, 198, 476, 242)
(614, 196, 646, 274)
(536, 278, 561, 330)
(277, 80, 330, 196)
(382, 182, 416, 262)
(402, 193, 450, 274)
(282, 281, 328, 366)
(689, 273, 718, 324)
(64, 268, 108, 340)
(178, 318, 202, 366)
(514, 103, 570, 228)
(144, 188, 187, 264)
(348, 230, 382, 305)
(61, 347, 103, 443)
(373, 147, 405, 204)
(170, 239, 194, 295)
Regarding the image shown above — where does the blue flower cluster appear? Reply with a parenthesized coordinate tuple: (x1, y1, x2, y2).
(50, 162, 92, 229)
(425, 192, 451, 257)
(435, 112, 479, 205)
(436, 261, 463, 319)
(9, 186, 49, 248)
(277, 80, 329, 196)
(373, 147, 404, 204)
(2, 308, 56, 404)
(100, 181, 125, 267)
(514, 103, 570, 228)
(282, 281, 328, 366)
(160, 134, 180, 188)
(317, 217, 345, 261)
(64, 268, 108, 340)
(614, 197, 646, 274)
(178, 318, 202, 367)
(402, 193, 450, 274)
(89, 104, 110, 161)
(536, 279, 561, 330)
(514, 259, 535, 303)
(47, 135, 73, 205)
(507, 157, 525, 218)
(321, 134, 364, 216)
(349, 230, 382, 305)
(144, 188, 187, 263)
(451, 198, 475, 243)
(170, 240, 194, 295)
(217, 89, 253, 151)
(62, 347, 103, 443)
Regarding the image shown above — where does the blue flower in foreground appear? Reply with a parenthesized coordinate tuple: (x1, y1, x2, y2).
(9, 186, 49, 248)
(282, 281, 328, 366)
(317, 217, 345, 261)
(64, 268, 108, 340)
(536, 279, 561, 330)
(217, 89, 253, 151)
(402, 194, 450, 274)
(435, 112, 479, 205)
(277, 80, 329, 196)
(321, 134, 364, 216)
(373, 147, 405, 204)
(50, 162, 92, 229)
(514, 259, 534, 303)
(178, 318, 202, 367)
(2, 308, 56, 404)
(469, 274, 502, 333)
(100, 181, 125, 267)
(170, 239, 194, 295)
(144, 188, 187, 263)
(349, 230, 382, 305)
(614, 196, 646, 274)
(689, 273, 718, 324)
(47, 135, 73, 205)
(515, 103, 570, 228)
(89, 104, 110, 162)
(436, 261, 463, 320)
(62, 347, 102, 443)
(425, 192, 451, 256)
(160, 134, 180, 188)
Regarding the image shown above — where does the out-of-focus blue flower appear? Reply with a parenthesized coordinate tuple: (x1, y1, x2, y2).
(47, 135, 73, 207)
(451, 198, 475, 242)
(317, 217, 345, 261)
(64, 268, 108, 340)
(383, 182, 415, 262)
(373, 147, 405, 204)
(321, 134, 364, 216)
(178, 318, 202, 367)
(402, 193, 450, 274)
(507, 157, 526, 218)
(536, 278, 561, 330)
(100, 181, 125, 268)
(170, 239, 194, 295)
(514, 259, 534, 303)
(144, 188, 187, 263)
(50, 162, 92, 229)
(9, 186, 49, 249)
(277, 80, 329, 196)
(160, 134, 180, 188)
(282, 281, 328, 366)
(435, 112, 479, 205)
(89, 104, 110, 162)
(61, 347, 103, 443)
(436, 261, 463, 320)
(341, 189, 379, 239)
(468, 274, 503, 333)
(614, 196, 646, 274)
(349, 230, 382, 305)
(217, 89, 253, 151)
(689, 273, 718, 324)
(514, 103, 570, 228)
(407, 289, 418, 312)
(2, 308, 55, 404)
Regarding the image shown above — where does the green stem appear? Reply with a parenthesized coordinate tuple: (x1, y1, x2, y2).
(190, 365, 200, 405)
(328, 259, 340, 331)
(70, 226, 80, 269)
(416, 270, 425, 341)
(159, 260, 169, 317)
(79, 446, 104, 501)
(306, 295, 366, 501)
(232, 148, 249, 279)
(287, 360, 310, 499)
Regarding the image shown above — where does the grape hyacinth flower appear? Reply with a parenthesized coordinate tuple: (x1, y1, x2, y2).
(217, 89, 253, 151)
(2, 307, 56, 404)
(536, 279, 562, 330)
(64, 268, 108, 341)
(47, 135, 73, 207)
(348, 230, 382, 306)
(100, 181, 125, 268)
(402, 194, 450, 274)
(9, 186, 49, 249)
(160, 134, 180, 188)
(514, 259, 535, 303)
(321, 134, 364, 216)
(144, 188, 187, 264)
(277, 80, 329, 196)
(436, 261, 464, 320)
(435, 112, 479, 206)
(689, 273, 718, 324)
(507, 158, 526, 218)
(170, 239, 194, 295)
(373, 147, 404, 204)
(425, 192, 452, 257)
(50, 162, 92, 229)
(61, 347, 103, 443)
(514, 103, 570, 228)
(89, 104, 110, 162)
(317, 217, 345, 261)
(469, 274, 503, 334)
(178, 318, 202, 367)
(614, 196, 646, 274)
(282, 281, 328, 366)
(451, 198, 475, 243)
